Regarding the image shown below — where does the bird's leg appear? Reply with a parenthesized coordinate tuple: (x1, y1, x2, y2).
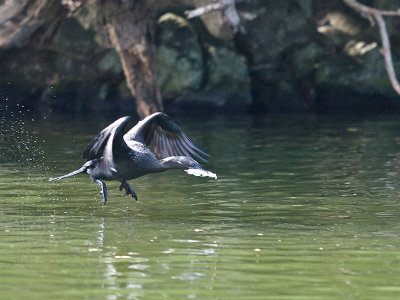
(95, 179, 108, 205)
(119, 180, 138, 201)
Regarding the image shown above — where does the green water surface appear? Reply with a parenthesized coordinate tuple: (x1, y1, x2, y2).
(1, 112, 400, 299)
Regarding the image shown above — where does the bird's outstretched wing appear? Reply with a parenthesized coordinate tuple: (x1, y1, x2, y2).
(83, 116, 132, 176)
(124, 112, 209, 162)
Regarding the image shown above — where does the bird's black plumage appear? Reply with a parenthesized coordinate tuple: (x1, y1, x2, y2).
(50, 112, 216, 204)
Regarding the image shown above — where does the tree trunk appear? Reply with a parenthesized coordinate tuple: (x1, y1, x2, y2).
(0, 0, 65, 48)
(103, 1, 163, 118)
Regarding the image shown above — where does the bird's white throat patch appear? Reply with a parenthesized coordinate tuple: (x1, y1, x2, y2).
(185, 168, 217, 179)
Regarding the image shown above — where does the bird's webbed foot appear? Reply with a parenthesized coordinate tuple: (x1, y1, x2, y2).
(119, 180, 138, 201)
(95, 179, 108, 205)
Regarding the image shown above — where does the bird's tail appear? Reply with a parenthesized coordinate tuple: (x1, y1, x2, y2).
(185, 168, 217, 179)
(49, 161, 92, 181)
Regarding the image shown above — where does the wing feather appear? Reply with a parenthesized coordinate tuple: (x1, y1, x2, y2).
(83, 116, 132, 177)
(170, 138, 183, 157)
(124, 112, 209, 162)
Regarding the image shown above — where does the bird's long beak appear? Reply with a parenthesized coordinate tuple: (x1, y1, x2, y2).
(185, 168, 217, 179)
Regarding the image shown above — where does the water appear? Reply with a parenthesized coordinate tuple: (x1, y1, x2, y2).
(2, 111, 400, 299)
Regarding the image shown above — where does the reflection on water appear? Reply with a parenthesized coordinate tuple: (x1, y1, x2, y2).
(2, 111, 400, 298)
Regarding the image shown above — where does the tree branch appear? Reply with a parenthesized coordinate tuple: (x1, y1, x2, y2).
(185, 1, 225, 19)
(343, 0, 400, 95)
(184, 0, 240, 40)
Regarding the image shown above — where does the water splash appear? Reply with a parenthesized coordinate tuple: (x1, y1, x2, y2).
(0, 97, 48, 200)
(0, 98, 45, 167)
